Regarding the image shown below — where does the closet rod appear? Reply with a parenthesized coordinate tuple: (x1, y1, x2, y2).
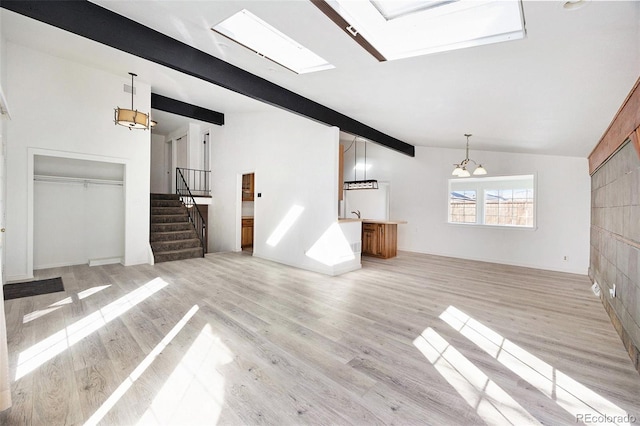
(34, 175, 123, 186)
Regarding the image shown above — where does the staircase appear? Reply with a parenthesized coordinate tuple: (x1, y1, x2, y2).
(150, 193, 204, 263)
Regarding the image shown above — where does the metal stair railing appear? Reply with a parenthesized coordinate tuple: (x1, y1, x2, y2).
(176, 168, 206, 256)
(176, 167, 210, 197)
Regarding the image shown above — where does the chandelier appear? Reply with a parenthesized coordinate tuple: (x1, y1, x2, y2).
(452, 134, 487, 177)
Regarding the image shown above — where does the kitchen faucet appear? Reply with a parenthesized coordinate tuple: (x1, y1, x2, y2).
(351, 210, 361, 219)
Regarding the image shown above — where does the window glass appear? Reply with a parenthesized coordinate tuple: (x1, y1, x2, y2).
(485, 188, 534, 227)
(449, 190, 477, 223)
(448, 175, 535, 228)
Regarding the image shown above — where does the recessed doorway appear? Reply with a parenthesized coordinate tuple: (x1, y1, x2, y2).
(241, 172, 254, 252)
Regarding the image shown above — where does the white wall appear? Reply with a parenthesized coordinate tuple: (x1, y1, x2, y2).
(5, 42, 151, 280)
(188, 122, 207, 171)
(0, 25, 12, 413)
(210, 109, 341, 275)
(150, 133, 167, 193)
(345, 143, 591, 274)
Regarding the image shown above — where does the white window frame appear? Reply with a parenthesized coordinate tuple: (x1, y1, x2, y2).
(448, 174, 537, 229)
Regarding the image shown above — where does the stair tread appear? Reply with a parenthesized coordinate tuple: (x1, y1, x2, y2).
(153, 250, 203, 263)
(151, 202, 183, 207)
(151, 230, 195, 235)
(151, 211, 187, 215)
(150, 223, 192, 228)
(154, 246, 202, 252)
(153, 238, 201, 244)
(151, 193, 181, 199)
(151, 215, 189, 223)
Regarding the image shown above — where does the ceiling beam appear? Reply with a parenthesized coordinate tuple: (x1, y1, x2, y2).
(151, 93, 225, 126)
(1, 1, 415, 157)
(310, 0, 387, 62)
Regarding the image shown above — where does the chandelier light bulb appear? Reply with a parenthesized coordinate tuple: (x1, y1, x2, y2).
(473, 165, 487, 175)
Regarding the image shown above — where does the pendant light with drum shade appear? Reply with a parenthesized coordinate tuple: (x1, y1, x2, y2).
(452, 134, 487, 177)
(114, 72, 149, 130)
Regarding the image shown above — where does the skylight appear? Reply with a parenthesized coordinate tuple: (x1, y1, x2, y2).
(212, 9, 334, 74)
(319, 0, 526, 61)
(370, 0, 457, 20)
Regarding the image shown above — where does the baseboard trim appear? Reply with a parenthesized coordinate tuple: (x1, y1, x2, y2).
(5, 274, 35, 284)
(399, 248, 588, 275)
(88, 257, 123, 267)
(597, 285, 640, 375)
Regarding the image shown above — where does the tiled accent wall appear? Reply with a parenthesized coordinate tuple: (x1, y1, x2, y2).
(590, 141, 640, 372)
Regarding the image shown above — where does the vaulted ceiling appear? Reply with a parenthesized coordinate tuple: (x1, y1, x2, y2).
(2, 1, 639, 157)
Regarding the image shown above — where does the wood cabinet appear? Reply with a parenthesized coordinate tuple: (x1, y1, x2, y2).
(242, 173, 254, 201)
(361, 222, 398, 259)
(241, 217, 254, 248)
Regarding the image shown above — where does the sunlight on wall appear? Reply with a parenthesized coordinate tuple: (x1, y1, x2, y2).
(439, 306, 630, 424)
(84, 305, 200, 426)
(23, 285, 111, 324)
(414, 327, 540, 425)
(15, 278, 168, 380)
(137, 323, 233, 424)
(306, 222, 355, 266)
(266, 205, 304, 247)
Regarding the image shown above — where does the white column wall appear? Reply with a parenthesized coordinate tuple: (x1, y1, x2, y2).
(210, 109, 340, 275)
(5, 42, 151, 280)
(0, 25, 12, 413)
(345, 143, 591, 274)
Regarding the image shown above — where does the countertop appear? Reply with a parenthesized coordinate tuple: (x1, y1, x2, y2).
(338, 218, 407, 225)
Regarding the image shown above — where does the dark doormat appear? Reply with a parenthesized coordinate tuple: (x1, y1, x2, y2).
(3, 277, 65, 300)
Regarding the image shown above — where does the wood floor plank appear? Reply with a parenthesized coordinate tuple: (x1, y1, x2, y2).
(2, 251, 640, 425)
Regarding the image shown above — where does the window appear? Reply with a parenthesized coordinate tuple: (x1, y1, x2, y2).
(449, 175, 535, 228)
(449, 190, 477, 223)
(485, 188, 534, 227)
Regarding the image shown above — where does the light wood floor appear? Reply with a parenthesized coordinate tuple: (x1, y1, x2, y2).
(1, 251, 639, 425)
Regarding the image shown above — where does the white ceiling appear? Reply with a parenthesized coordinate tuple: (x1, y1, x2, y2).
(2, 1, 639, 157)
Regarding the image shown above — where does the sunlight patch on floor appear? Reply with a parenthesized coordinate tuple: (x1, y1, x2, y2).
(306, 222, 355, 266)
(414, 327, 539, 425)
(439, 305, 630, 425)
(83, 305, 200, 426)
(15, 278, 167, 380)
(23, 285, 112, 324)
(136, 323, 233, 425)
